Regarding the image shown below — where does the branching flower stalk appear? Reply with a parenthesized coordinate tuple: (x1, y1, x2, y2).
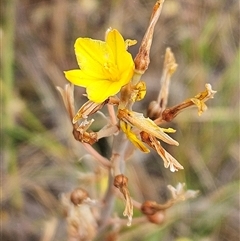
(57, 0, 216, 240)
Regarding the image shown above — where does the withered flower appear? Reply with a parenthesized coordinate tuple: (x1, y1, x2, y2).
(114, 174, 133, 226)
(73, 100, 108, 124)
(56, 84, 75, 121)
(190, 83, 217, 116)
(61, 188, 97, 241)
(140, 131, 183, 172)
(147, 47, 177, 119)
(167, 183, 199, 201)
(160, 84, 217, 123)
(141, 183, 199, 224)
(118, 109, 178, 146)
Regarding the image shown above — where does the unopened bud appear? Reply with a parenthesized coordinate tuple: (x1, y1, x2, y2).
(134, 0, 165, 75)
(147, 100, 161, 119)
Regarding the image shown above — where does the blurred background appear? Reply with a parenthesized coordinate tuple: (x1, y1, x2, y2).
(1, 0, 239, 240)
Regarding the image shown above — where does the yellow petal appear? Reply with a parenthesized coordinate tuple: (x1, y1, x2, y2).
(64, 69, 107, 88)
(106, 29, 126, 65)
(161, 127, 176, 133)
(74, 38, 114, 79)
(120, 121, 150, 153)
(65, 69, 131, 103)
(106, 29, 135, 80)
(127, 131, 150, 153)
(86, 80, 123, 103)
(190, 98, 207, 116)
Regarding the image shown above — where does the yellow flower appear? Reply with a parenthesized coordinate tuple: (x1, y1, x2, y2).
(64, 29, 135, 103)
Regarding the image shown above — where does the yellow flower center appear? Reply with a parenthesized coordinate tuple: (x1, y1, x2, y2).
(103, 62, 119, 82)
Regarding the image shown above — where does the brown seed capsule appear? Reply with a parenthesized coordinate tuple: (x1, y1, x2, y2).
(114, 174, 128, 189)
(147, 210, 165, 225)
(141, 200, 158, 215)
(70, 188, 88, 206)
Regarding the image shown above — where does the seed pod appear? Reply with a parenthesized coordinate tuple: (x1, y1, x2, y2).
(70, 188, 88, 206)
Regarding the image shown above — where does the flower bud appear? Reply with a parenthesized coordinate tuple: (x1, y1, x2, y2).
(147, 100, 162, 120)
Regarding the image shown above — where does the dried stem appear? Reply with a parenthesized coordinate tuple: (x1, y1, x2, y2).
(156, 48, 177, 112)
(82, 143, 111, 169)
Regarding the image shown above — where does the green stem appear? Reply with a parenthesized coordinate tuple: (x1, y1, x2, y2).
(2, 0, 23, 210)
